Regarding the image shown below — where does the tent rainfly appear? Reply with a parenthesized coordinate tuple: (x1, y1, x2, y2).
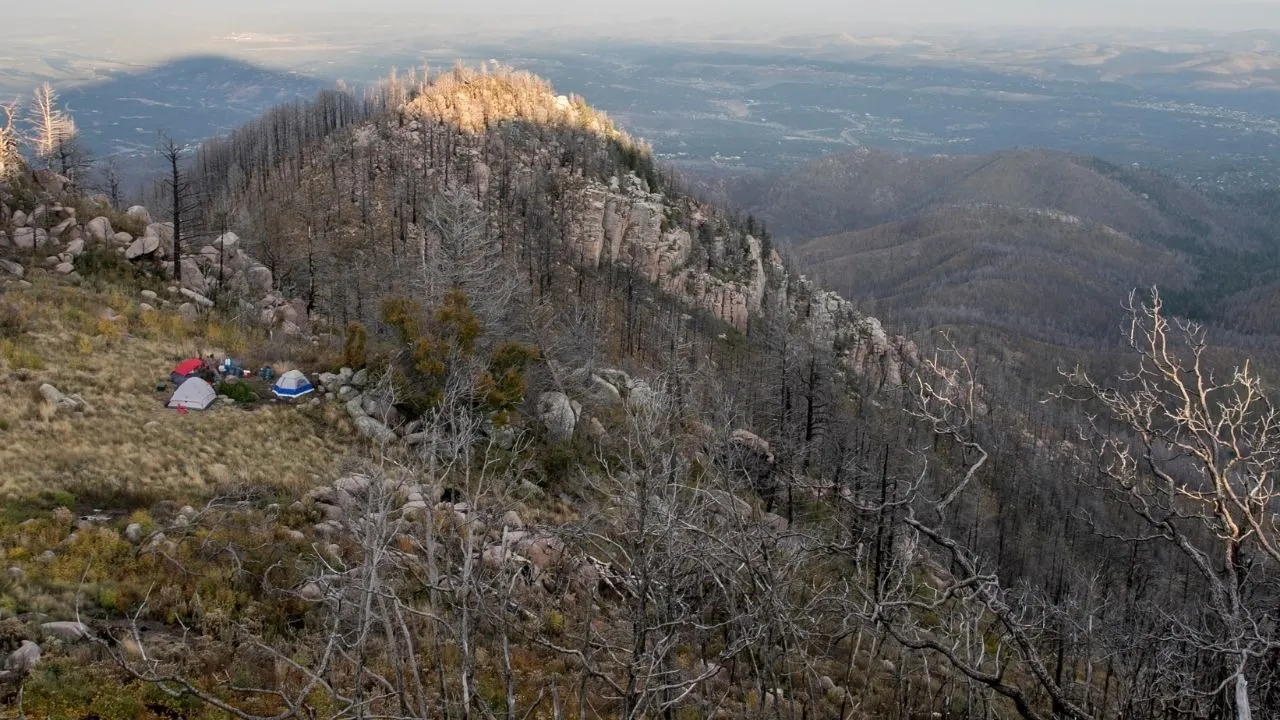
(171, 358, 203, 386)
(168, 377, 217, 411)
(272, 369, 315, 399)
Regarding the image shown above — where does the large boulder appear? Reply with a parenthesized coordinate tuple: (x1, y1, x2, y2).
(246, 264, 272, 295)
(354, 416, 397, 444)
(588, 374, 622, 406)
(537, 391, 580, 443)
(11, 210, 27, 228)
(213, 232, 240, 257)
(147, 222, 174, 257)
(125, 205, 152, 226)
(86, 217, 113, 243)
(39, 384, 87, 413)
(6, 641, 40, 674)
(125, 233, 160, 260)
(179, 288, 214, 308)
(361, 394, 403, 428)
(49, 217, 75, 237)
(39, 621, 92, 643)
(179, 259, 207, 293)
(0, 259, 23, 278)
(65, 238, 84, 257)
(33, 169, 70, 197)
(12, 227, 35, 249)
(112, 231, 133, 246)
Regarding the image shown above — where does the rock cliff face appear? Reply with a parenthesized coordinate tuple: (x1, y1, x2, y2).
(562, 172, 916, 387)
(568, 175, 770, 333)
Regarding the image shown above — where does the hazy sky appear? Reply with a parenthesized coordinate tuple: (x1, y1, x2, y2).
(13, 0, 1280, 32)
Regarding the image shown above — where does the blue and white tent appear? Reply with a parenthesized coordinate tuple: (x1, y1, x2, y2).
(272, 369, 315, 399)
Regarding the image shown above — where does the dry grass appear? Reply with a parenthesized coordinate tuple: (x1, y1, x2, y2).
(0, 275, 348, 507)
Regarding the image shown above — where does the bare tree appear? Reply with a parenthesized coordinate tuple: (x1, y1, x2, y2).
(1062, 288, 1280, 720)
(0, 99, 20, 178)
(160, 133, 200, 284)
(27, 83, 76, 166)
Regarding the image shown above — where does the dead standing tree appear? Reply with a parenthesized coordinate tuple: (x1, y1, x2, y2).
(160, 133, 201, 286)
(1062, 288, 1280, 720)
(845, 340, 1096, 720)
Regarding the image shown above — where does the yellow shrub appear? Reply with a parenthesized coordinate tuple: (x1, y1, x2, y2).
(0, 339, 43, 369)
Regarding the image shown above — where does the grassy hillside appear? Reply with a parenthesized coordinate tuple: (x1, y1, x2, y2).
(0, 274, 350, 506)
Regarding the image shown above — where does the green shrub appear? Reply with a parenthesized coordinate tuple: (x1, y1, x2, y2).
(216, 380, 258, 404)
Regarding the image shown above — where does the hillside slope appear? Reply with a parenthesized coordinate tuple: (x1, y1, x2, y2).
(728, 146, 1280, 347)
(798, 203, 1196, 345)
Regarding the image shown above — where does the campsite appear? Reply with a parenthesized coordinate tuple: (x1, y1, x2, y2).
(163, 357, 316, 412)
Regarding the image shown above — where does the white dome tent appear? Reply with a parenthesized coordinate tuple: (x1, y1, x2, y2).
(167, 377, 217, 411)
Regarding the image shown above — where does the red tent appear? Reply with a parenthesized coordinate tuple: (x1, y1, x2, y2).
(173, 358, 203, 376)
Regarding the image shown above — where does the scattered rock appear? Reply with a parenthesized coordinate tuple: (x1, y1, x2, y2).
(334, 474, 372, 496)
(125, 205, 152, 225)
(246, 265, 272, 295)
(361, 394, 403, 427)
(298, 582, 324, 601)
(337, 386, 360, 402)
(138, 302, 155, 312)
(179, 288, 213, 308)
(5, 567, 23, 582)
(537, 391, 580, 443)
(177, 303, 198, 321)
(12, 227, 35, 249)
(86, 217, 113, 243)
(501, 510, 524, 530)
(36, 551, 55, 564)
(354, 416, 397, 444)
(6, 641, 40, 674)
(65, 238, 84, 257)
(11, 210, 27, 228)
(351, 368, 369, 388)
(584, 416, 607, 440)
(30, 206, 46, 225)
(588, 374, 622, 405)
(125, 233, 160, 260)
(0, 259, 23, 278)
(345, 397, 366, 420)
(112, 231, 133, 246)
(38, 384, 88, 413)
(49, 217, 75, 237)
(179, 259, 206, 293)
(124, 523, 143, 544)
(54, 262, 73, 275)
(39, 621, 92, 643)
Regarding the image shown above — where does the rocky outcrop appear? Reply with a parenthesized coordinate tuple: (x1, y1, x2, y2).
(569, 175, 767, 332)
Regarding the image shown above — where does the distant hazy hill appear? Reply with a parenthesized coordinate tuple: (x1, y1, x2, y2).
(741, 147, 1263, 249)
(730, 146, 1280, 352)
(797, 204, 1196, 346)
